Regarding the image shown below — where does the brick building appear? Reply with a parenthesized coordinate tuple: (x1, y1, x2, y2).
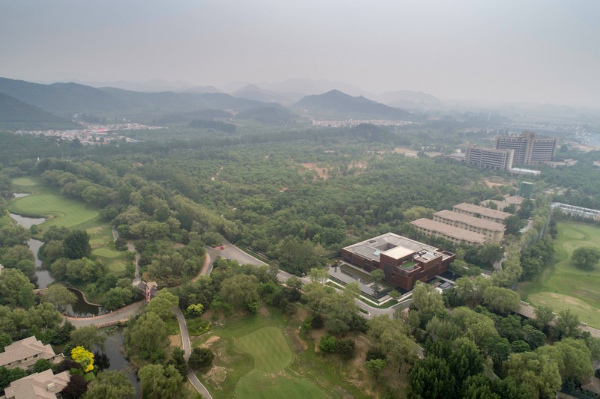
(341, 233, 455, 290)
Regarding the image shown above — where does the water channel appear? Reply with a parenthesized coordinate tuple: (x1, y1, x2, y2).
(8, 193, 102, 315)
(98, 328, 141, 398)
(9, 194, 140, 396)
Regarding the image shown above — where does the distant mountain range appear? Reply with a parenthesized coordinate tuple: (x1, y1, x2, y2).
(295, 90, 414, 120)
(0, 91, 79, 129)
(0, 77, 427, 127)
(0, 77, 263, 119)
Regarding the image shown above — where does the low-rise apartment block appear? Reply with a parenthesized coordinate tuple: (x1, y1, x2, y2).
(452, 203, 511, 225)
(433, 210, 505, 244)
(0, 337, 63, 371)
(341, 233, 455, 291)
(411, 218, 487, 246)
(3, 369, 70, 399)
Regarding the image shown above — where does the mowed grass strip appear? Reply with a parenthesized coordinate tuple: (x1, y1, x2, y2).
(8, 193, 98, 228)
(520, 221, 600, 328)
(235, 370, 329, 399)
(12, 177, 38, 186)
(235, 327, 292, 373)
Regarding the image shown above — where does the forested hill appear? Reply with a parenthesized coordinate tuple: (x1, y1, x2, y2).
(0, 78, 125, 116)
(0, 91, 79, 129)
(295, 90, 415, 120)
(0, 77, 267, 119)
(234, 106, 296, 124)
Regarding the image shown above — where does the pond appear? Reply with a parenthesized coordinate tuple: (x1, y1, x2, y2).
(9, 211, 54, 289)
(97, 328, 141, 398)
(64, 288, 105, 317)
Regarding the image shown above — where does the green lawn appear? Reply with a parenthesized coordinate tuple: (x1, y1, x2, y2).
(519, 221, 600, 328)
(8, 177, 131, 279)
(194, 309, 368, 399)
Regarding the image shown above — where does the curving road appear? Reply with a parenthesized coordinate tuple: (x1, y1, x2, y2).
(174, 307, 213, 399)
(206, 241, 402, 319)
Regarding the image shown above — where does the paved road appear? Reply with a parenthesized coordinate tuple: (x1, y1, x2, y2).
(174, 307, 213, 399)
(206, 240, 267, 267)
(210, 243, 400, 319)
(64, 300, 145, 328)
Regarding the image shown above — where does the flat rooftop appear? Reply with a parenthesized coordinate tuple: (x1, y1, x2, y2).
(343, 232, 450, 263)
(411, 218, 486, 244)
(452, 203, 511, 220)
(434, 210, 505, 231)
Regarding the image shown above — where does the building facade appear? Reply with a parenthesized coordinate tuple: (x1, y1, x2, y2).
(465, 145, 514, 170)
(452, 203, 511, 225)
(411, 218, 487, 246)
(432, 210, 505, 244)
(341, 233, 455, 291)
(495, 131, 557, 165)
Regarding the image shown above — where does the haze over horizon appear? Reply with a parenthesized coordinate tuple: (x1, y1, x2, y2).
(2, 0, 599, 107)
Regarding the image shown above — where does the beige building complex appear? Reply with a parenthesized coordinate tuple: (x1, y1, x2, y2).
(465, 145, 514, 170)
(0, 337, 63, 371)
(410, 218, 486, 246)
(2, 370, 70, 399)
(495, 131, 557, 165)
(433, 210, 504, 244)
(452, 203, 511, 225)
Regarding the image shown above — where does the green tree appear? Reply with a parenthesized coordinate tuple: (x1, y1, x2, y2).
(477, 244, 504, 265)
(84, 371, 135, 399)
(42, 240, 65, 264)
(188, 347, 214, 370)
(537, 338, 593, 382)
(138, 364, 183, 399)
(146, 289, 179, 320)
(408, 356, 455, 399)
(168, 347, 188, 377)
(554, 309, 581, 339)
(43, 284, 77, 310)
(63, 230, 92, 260)
(411, 281, 445, 324)
(125, 312, 168, 361)
(482, 286, 520, 314)
(319, 335, 337, 353)
(366, 358, 386, 380)
(504, 215, 523, 236)
(505, 351, 561, 399)
(286, 275, 303, 291)
(370, 269, 385, 294)
(534, 305, 555, 330)
(186, 303, 204, 316)
(308, 267, 329, 284)
(572, 247, 600, 270)
(448, 337, 484, 385)
(32, 358, 53, 373)
(0, 268, 35, 308)
(219, 274, 259, 309)
(70, 326, 106, 352)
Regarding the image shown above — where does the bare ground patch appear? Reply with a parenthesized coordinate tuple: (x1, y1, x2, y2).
(169, 334, 182, 348)
(301, 163, 329, 179)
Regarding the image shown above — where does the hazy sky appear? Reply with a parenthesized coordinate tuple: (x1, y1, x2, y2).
(1, 0, 599, 106)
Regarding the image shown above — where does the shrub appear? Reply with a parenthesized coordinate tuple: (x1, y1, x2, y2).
(311, 314, 324, 329)
(366, 347, 387, 361)
(188, 347, 214, 370)
(336, 339, 356, 359)
(319, 335, 337, 353)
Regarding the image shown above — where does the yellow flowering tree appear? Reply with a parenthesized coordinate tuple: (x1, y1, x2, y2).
(71, 346, 94, 372)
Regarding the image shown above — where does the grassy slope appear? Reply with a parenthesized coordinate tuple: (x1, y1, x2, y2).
(193, 309, 370, 399)
(519, 221, 600, 328)
(8, 177, 130, 276)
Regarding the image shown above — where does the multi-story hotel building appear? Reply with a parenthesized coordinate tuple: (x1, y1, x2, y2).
(495, 131, 557, 165)
(465, 145, 514, 170)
